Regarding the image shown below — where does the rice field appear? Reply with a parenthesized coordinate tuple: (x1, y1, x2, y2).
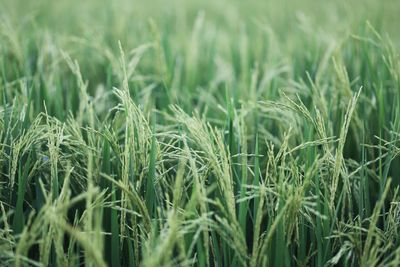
(0, 0, 400, 266)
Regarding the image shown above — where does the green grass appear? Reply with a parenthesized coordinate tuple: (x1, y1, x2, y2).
(1, 0, 400, 266)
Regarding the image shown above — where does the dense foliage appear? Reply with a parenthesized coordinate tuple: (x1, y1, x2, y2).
(0, 0, 399, 266)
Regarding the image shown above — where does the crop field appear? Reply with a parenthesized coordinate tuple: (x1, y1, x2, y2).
(0, 0, 400, 266)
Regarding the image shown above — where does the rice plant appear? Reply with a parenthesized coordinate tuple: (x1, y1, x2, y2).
(0, 0, 399, 266)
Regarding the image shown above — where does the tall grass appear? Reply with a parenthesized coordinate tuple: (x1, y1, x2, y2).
(0, 0, 400, 266)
